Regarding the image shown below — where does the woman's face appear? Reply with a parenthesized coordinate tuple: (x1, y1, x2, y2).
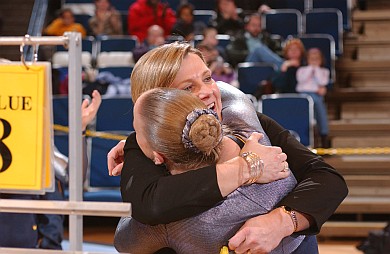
(286, 44, 303, 61)
(170, 53, 223, 120)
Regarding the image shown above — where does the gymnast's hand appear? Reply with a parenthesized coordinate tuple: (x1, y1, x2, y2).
(241, 132, 290, 184)
(107, 140, 126, 176)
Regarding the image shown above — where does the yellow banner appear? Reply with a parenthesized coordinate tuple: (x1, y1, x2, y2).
(0, 63, 53, 194)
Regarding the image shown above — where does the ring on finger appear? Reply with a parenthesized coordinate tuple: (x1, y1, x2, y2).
(282, 161, 289, 172)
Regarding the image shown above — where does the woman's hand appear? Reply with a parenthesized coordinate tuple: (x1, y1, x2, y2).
(81, 90, 101, 131)
(241, 133, 290, 184)
(107, 140, 126, 176)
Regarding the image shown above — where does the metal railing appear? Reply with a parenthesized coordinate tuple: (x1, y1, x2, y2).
(0, 33, 131, 253)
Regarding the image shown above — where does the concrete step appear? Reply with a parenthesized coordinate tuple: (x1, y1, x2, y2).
(352, 10, 390, 38)
(335, 60, 390, 88)
(326, 88, 390, 120)
(340, 101, 390, 120)
(319, 221, 387, 238)
(324, 155, 390, 175)
(345, 38, 390, 61)
(328, 119, 390, 147)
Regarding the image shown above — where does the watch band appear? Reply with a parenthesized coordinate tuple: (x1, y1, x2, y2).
(226, 134, 245, 149)
(281, 206, 298, 232)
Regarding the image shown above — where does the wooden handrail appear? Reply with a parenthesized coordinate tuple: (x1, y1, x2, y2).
(0, 199, 131, 217)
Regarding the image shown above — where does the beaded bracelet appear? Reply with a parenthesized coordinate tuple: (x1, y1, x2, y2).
(240, 152, 264, 185)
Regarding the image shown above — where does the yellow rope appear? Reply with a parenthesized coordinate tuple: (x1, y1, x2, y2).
(53, 124, 390, 155)
(53, 124, 128, 141)
(313, 147, 390, 156)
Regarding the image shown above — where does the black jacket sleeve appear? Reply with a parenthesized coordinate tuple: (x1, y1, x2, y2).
(258, 113, 348, 234)
(120, 132, 224, 225)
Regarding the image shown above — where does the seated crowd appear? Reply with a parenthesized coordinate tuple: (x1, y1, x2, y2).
(43, 0, 346, 147)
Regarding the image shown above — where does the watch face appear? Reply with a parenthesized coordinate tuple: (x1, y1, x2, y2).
(284, 206, 292, 212)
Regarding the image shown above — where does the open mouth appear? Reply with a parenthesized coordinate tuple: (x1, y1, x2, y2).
(207, 102, 215, 111)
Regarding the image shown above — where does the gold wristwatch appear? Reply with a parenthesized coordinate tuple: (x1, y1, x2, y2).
(281, 206, 298, 232)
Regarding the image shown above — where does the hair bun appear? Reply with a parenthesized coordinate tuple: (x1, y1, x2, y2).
(190, 114, 222, 155)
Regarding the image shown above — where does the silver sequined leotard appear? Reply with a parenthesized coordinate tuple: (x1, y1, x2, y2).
(114, 82, 305, 254)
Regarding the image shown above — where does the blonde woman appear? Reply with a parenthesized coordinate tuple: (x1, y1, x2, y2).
(108, 42, 347, 253)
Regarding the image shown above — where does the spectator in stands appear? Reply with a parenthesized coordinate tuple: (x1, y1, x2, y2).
(127, 0, 176, 42)
(226, 13, 282, 67)
(107, 42, 348, 254)
(212, 0, 244, 37)
(132, 25, 165, 63)
(44, 8, 86, 38)
(89, 0, 123, 36)
(271, 38, 306, 93)
(296, 48, 330, 148)
(171, 3, 205, 41)
(198, 27, 228, 61)
(197, 43, 237, 87)
(0, 90, 101, 250)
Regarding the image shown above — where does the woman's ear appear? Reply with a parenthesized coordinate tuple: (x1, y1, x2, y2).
(152, 151, 165, 165)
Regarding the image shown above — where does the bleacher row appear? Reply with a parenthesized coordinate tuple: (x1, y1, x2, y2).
(55, 0, 349, 91)
(52, 0, 352, 202)
(52, 35, 337, 94)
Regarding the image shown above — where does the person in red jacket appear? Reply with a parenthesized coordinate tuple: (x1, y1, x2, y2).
(127, 0, 176, 42)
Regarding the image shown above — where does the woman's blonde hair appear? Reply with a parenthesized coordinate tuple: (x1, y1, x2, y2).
(282, 38, 306, 59)
(131, 42, 205, 103)
(137, 88, 223, 172)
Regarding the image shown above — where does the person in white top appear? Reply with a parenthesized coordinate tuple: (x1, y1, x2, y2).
(296, 47, 330, 147)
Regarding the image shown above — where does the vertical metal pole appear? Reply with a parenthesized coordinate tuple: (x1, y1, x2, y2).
(66, 32, 83, 251)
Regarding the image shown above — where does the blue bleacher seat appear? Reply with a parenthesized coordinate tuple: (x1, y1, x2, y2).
(95, 96, 134, 132)
(312, 0, 352, 31)
(298, 33, 336, 88)
(303, 8, 343, 56)
(110, 0, 134, 12)
(270, 0, 308, 13)
(96, 35, 138, 67)
(98, 35, 138, 52)
(56, 36, 95, 53)
(74, 14, 92, 34)
(53, 95, 69, 128)
(237, 62, 277, 95)
(52, 95, 69, 156)
(263, 9, 302, 41)
(261, 93, 315, 147)
(85, 136, 123, 202)
(88, 138, 122, 189)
